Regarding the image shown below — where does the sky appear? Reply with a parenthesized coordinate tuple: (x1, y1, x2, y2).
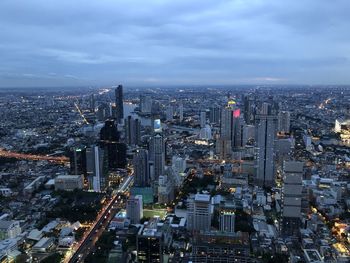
(0, 0, 350, 88)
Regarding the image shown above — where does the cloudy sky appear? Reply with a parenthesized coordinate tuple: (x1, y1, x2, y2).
(0, 0, 349, 87)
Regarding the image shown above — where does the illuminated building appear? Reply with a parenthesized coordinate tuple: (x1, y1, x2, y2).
(69, 146, 87, 176)
(86, 145, 107, 192)
(243, 94, 255, 125)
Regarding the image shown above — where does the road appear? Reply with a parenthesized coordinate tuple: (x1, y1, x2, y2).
(67, 175, 133, 263)
(0, 148, 69, 164)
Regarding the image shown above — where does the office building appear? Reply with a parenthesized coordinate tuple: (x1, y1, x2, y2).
(137, 217, 171, 263)
(115, 84, 124, 123)
(126, 195, 143, 224)
(100, 119, 126, 169)
(140, 95, 152, 113)
(220, 210, 235, 233)
(200, 110, 206, 128)
(54, 175, 83, 191)
(86, 146, 107, 192)
(166, 105, 173, 121)
(255, 113, 278, 187)
(278, 111, 291, 134)
(69, 146, 87, 176)
(243, 95, 255, 125)
(125, 116, 141, 146)
(281, 161, 303, 236)
(149, 133, 165, 180)
(133, 149, 150, 187)
(209, 106, 221, 124)
(178, 102, 184, 122)
(187, 194, 211, 232)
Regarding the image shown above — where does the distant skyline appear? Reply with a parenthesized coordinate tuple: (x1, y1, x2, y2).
(1, 0, 350, 88)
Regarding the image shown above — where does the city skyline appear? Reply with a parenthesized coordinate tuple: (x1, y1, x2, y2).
(1, 0, 350, 87)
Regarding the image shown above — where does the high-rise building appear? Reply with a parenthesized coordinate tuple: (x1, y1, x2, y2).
(209, 106, 221, 124)
(86, 145, 107, 192)
(99, 119, 126, 169)
(200, 111, 206, 128)
(70, 146, 87, 176)
(187, 194, 211, 232)
(220, 210, 235, 233)
(178, 102, 184, 122)
(220, 103, 234, 141)
(126, 195, 143, 224)
(125, 116, 141, 146)
(140, 95, 152, 113)
(166, 105, 173, 121)
(90, 94, 95, 113)
(278, 111, 291, 134)
(255, 113, 278, 187)
(281, 161, 303, 236)
(133, 149, 150, 187)
(243, 95, 254, 125)
(149, 133, 165, 180)
(115, 85, 124, 123)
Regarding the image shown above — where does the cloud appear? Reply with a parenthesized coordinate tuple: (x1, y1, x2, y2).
(0, 0, 350, 87)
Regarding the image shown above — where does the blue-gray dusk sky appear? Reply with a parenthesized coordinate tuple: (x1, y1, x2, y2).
(0, 0, 349, 87)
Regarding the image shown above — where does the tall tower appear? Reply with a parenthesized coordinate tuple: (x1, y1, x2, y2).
(200, 111, 206, 128)
(125, 116, 141, 146)
(149, 133, 165, 180)
(178, 102, 184, 122)
(115, 84, 124, 123)
(86, 146, 107, 192)
(243, 95, 254, 125)
(133, 149, 150, 187)
(255, 112, 278, 187)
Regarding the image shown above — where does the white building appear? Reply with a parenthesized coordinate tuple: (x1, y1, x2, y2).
(126, 195, 143, 224)
(187, 194, 211, 231)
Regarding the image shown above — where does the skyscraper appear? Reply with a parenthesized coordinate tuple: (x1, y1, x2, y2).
(149, 133, 165, 180)
(178, 102, 184, 122)
(100, 119, 124, 169)
(255, 112, 278, 187)
(200, 110, 206, 128)
(125, 116, 141, 146)
(281, 161, 303, 236)
(70, 146, 87, 176)
(140, 95, 152, 113)
(243, 95, 254, 125)
(209, 106, 221, 124)
(133, 149, 150, 187)
(86, 145, 107, 192)
(115, 84, 124, 123)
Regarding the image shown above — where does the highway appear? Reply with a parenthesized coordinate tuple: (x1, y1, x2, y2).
(0, 148, 69, 164)
(67, 175, 133, 263)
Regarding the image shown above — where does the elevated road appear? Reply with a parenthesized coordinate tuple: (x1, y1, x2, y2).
(67, 175, 133, 263)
